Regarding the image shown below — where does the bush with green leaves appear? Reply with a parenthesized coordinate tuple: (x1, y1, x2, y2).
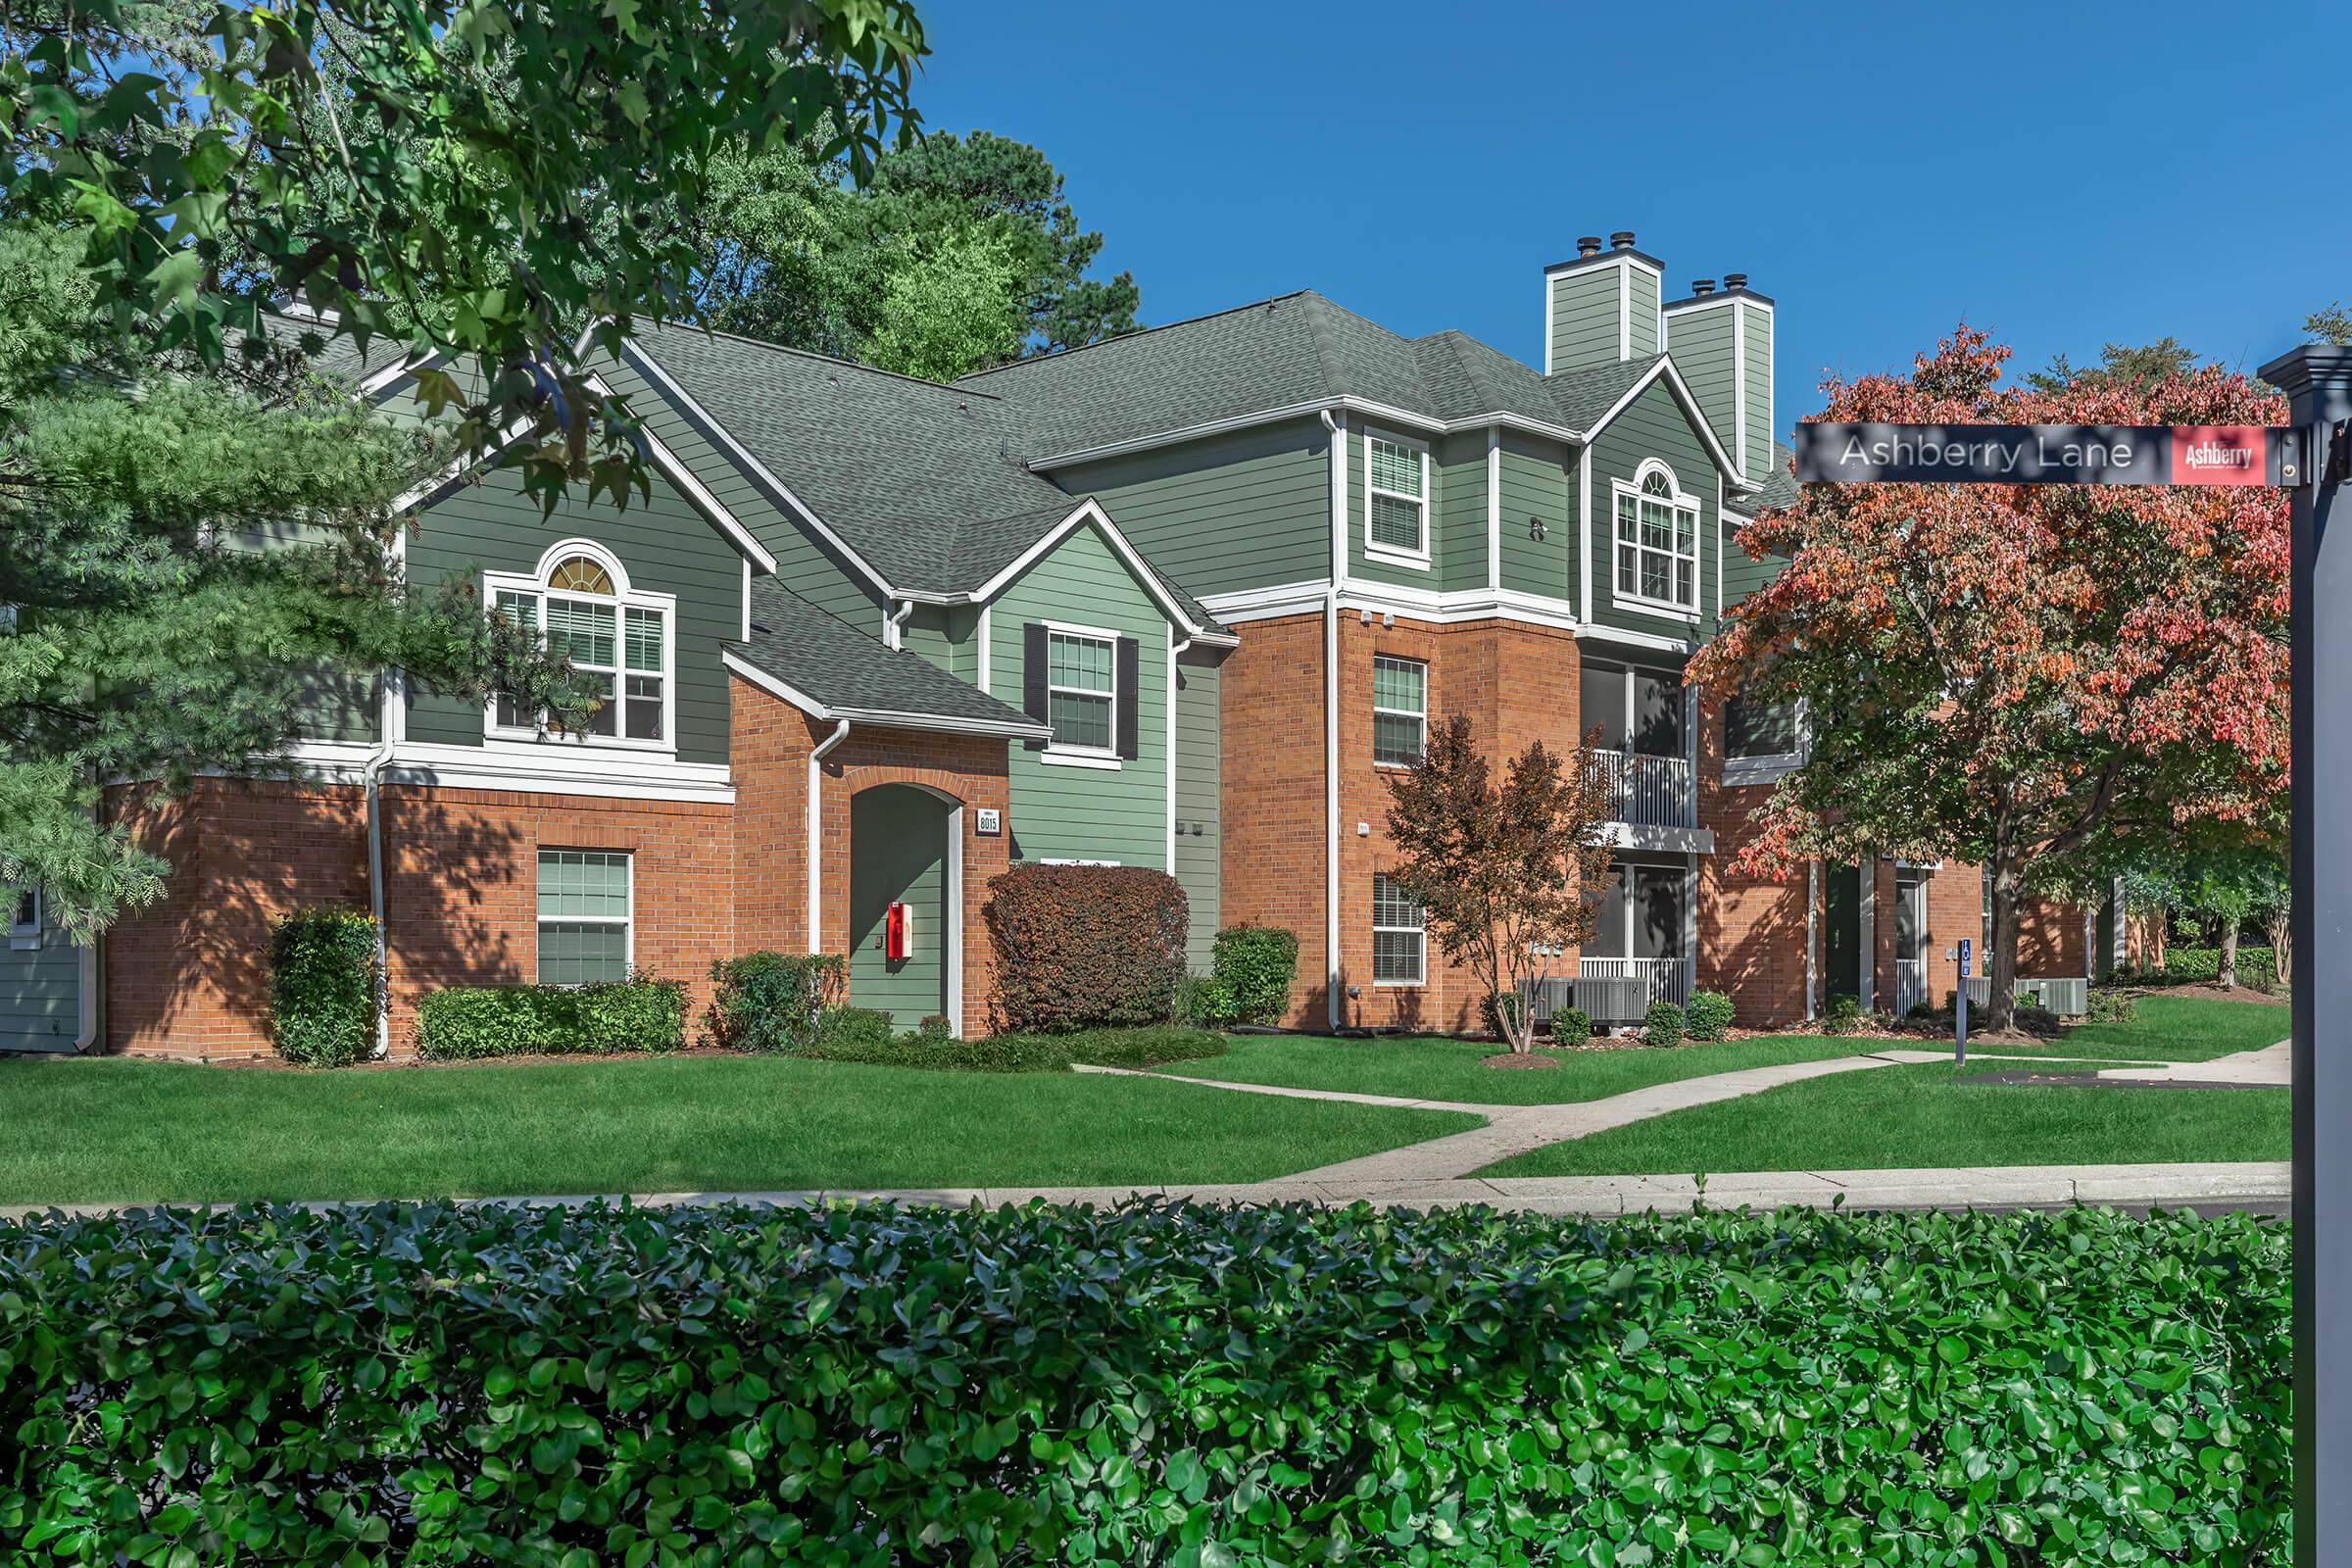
(2089, 986, 2139, 1023)
(985, 862, 1188, 1031)
(702, 952, 847, 1053)
(1173, 974, 1240, 1029)
(0, 1200, 2288, 1566)
(1546, 1004, 1592, 1044)
(1684, 989, 1736, 1043)
(810, 1004, 896, 1054)
(1642, 1001, 1685, 1047)
(1210, 923, 1298, 1025)
(799, 1022, 1226, 1075)
(415, 976, 685, 1060)
(1822, 991, 1864, 1036)
(267, 907, 379, 1067)
(2132, 946, 2279, 993)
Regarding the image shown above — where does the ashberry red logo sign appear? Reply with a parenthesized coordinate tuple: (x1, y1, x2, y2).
(2170, 425, 2268, 486)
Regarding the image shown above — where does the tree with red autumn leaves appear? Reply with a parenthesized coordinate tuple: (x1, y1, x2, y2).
(1690, 325, 2287, 1032)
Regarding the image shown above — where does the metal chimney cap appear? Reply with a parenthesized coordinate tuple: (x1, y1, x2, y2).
(1690, 278, 1716, 296)
(1724, 271, 1749, 290)
(1609, 230, 1637, 251)
(1576, 235, 1602, 258)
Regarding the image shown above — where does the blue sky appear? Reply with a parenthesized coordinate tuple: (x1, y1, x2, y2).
(911, 0, 2342, 426)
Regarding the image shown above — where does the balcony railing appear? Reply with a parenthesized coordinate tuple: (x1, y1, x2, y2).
(1592, 749, 1695, 829)
(1894, 958, 1927, 1019)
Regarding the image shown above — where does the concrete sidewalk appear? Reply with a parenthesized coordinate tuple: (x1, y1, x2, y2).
(2, 1161, 2287, 1223)
(2097, 1038, 2290, 1086)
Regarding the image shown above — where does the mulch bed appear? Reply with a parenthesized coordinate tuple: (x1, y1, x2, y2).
(1481, 1053, 1561, 1070)
(2142, 983, 2285, 1005)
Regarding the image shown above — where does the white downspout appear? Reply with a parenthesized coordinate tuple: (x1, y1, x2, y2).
(1166, 633, 1193, 873)
(364, 737, 395, 1058)
(808, 719, 852, 952)
(886, 598, 914, 651)
(1320, 408, 1347, 1031)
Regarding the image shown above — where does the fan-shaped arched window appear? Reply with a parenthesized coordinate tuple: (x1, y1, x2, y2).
(1612, 461, 1700, 612)
(485, 541, 672, 748)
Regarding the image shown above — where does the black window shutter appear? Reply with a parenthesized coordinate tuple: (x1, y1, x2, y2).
(1116, 636, 1141, 760)
(1022, 622, 1050, 750)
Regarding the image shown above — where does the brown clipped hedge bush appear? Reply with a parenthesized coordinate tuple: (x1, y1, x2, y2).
(984, 861, 1187, 1032)
(0, 1200, 2290, 1566)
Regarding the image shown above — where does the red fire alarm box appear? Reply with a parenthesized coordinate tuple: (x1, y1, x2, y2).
(884, 901, 911, 960)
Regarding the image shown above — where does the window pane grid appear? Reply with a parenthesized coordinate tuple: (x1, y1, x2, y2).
(1370, 493, 1424, 550)
(491, 579, 668, 745)
(1048, 632, 1112, 692)
(1047, 631, 1117, 751)
(1614, 477, 1699, 610)
(546, 598, 616, 669)
(1372, 873, 1426, 984)
(1368, 438, 1423, 498)
(1372, 657, 1426, 765)
(538, 850, 630, 986)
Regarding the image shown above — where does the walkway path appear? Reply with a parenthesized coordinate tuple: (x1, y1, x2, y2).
(2098, 1037, 2291, 1086)
(1082, 1048, 1950, 1183)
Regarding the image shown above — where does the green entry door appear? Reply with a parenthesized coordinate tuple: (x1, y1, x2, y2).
(1822, 862, 1864, 1010)
(848, 786, 953, 1029)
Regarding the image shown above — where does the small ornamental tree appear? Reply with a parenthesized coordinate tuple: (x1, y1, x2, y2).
(1691, 325, 2287, 1032)
(1382, 715, 1615, 1054)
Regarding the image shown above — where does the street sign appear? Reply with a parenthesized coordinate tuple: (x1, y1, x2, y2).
(1792, 422, 2291, 486)
(1955, 938, 1970, 1064)
(1958, 938, 1972, 977)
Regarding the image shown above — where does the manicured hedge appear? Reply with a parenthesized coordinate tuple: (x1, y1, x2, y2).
(267, 907, 378, 1067)
(800, 1023, 1226, 1074)
(703, 952, 846, 1053)
(2123, 946, 2279, 993)
(1210, 923, 1298, 1025)
(414, 975, 686, 1059)
(985, 862, 1187, 1032)
(0, 1200, 2287, 1565)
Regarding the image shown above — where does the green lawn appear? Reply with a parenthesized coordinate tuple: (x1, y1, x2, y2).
(1964, 994, 2288, 1062)
(1156, 1032, 1892, 1105)
(1481, 1058, 2287, 1178)
(0, 1054, 1479, 1207)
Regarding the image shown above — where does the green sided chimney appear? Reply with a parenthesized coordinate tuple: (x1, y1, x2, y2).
(1544, 230, 1663, 376)
(1662, 271, 1776, 487)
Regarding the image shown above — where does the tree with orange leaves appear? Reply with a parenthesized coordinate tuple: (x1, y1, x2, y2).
(1690, 325, 2287, 1032)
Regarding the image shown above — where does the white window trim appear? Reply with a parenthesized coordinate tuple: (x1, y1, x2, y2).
(9, 886, 40, 950)
(1362, 430, 1432, 570)
(1371, 655, 1428, 769)
(1372, 873, 1427, 987)
(1609, 460, 1702, 618)
(1039, 618, 1123, 768)
(485, 539, 677, 756)
(535, 849, 635, 986)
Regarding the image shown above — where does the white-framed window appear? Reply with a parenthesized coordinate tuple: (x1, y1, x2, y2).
(9, 886, 39, 949)
(487, 540, 674, 750)
(1372, 656, 1427, 766)
(1364, 432, 1430, 566)
(1612, 461, 1700, 612)
(1725, 693, 1800, 760)
(1046, 626, 1117, 756)
(537, 850, 632, 986)
(1373, 873, 1426, 985)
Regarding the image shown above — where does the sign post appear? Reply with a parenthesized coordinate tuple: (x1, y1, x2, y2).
(1954, 937, 1970, 1065)
(1797, 386, 2345, 1567)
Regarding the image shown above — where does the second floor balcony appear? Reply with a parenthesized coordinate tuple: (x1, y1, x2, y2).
(1592, 748, 1694, 829)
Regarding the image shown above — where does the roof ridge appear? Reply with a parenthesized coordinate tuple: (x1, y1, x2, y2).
(1298, 292, 1350, 405)
(956, 290, 1318, 383)
(648, 320, 1008, 402)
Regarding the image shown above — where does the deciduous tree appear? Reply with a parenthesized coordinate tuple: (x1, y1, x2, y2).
(1692, 325, 2287, 1032)
(1381, 716, 1615, 1054)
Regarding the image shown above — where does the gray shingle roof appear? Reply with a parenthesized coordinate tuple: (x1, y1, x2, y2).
(735, 579, 1045, 732)
(1739, 441, 1799, 514)
(958, 291, 1642, 453)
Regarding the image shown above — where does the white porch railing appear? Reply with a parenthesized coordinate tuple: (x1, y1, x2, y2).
(1592, 750, 1695, 829)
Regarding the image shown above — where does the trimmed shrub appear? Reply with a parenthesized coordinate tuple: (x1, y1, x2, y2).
(415, 975, 685, 1060)
(1685, 989, 1736, 1043)
(1173, 974, 1241, 1029)
(1822, 991, 1864, 1036)
(985, 862, 1187, 1032)
(2133, 945, 2278, 993)
(268, 907, 378, 1067)
(1642, 1001, 1686, 1047)
(811, 1004, 895, 1054)
(1210, 923, 1298, 1025)
(797, 1024, 1225, 1074)
(914, 1013, 953, 1043)
(2088, 986, 2139, 1023)
(703, 952, 846, 1053)
(1547, 1005, 1593, 1044)
(0, 1200, 2287, 1566)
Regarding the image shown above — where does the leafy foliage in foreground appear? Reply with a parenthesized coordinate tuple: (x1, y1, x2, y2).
(0, 1200, 2287, 1565)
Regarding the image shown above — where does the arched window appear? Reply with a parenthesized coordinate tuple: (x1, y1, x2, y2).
(486, 541, 673, 748)
(1612, 461, 1700, 612)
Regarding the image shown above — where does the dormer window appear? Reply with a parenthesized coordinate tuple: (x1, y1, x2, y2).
(1612, 461, 1699, 612)
(487, 541, 674, 749)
